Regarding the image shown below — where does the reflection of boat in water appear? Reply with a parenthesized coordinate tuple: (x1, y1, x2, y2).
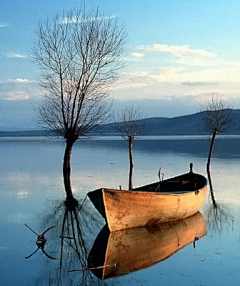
(88, 212, 207, 280)
(88, 165, 207, 231)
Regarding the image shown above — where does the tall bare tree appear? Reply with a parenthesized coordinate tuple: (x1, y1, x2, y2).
(32, 9, 126, 197)
(115, 107, 145, 190)
(200, 96, 232, 172)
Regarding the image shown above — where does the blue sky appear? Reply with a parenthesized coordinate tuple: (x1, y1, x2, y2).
(1, 0, 240, 130)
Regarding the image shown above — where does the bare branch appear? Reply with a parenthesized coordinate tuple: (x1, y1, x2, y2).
(200, 94, 233, 173)
(32, 8, 126, 141)
(200, 95, 232, 135)
(115, 106, 145, 141)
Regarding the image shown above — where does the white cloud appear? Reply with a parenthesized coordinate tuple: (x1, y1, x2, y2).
(60, 15, 116, 24)
(137, 44, 217, 58)
(0, 79, 39, 101)
(0, 23, 8, 28)
(118, 42, 240, 100)
(182, 81, 219, 87)
(112, 52, 240, 102)
(0, 91, 30, 101)
(131, 52, 144, 58)
(151, 67, 185, 83)
(130, 62, 238, 86)
(119, 66, 186, 87)
(7, 78, 30, 83)
(6, 53, 28, 59)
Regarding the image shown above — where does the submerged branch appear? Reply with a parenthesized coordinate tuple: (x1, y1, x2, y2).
(68, 263, 117, 272)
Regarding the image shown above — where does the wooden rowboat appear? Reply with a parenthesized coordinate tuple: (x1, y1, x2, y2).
(88, 164, 207, 232)
(88, 212, 207, 280)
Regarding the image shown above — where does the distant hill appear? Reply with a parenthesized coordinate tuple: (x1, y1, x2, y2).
(1, 109, 240, 137)
(94, 109, 240, 136)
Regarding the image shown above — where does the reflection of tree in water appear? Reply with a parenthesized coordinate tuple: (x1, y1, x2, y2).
(206, 170, 234, 236)
(35, 195, 115, 286)
(206, 203, 233, 236)
(25, 224, 58, 260)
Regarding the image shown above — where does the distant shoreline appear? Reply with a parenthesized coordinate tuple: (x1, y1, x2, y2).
(2, 110, 240, 136)
(1, 134, 240, 140)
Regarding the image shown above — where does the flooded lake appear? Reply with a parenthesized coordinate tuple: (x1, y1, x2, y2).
(1, 136, 240, 285)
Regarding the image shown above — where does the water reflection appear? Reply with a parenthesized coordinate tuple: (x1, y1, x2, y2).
(25, 224, 57, 259)
(206, 204, 233, 236)
(88, 212, 207, 280)
(58, 197, 87, 271)
(206, 170, 234, 235)
(25, 194, 208, 285)
(26, 195, 108, 286)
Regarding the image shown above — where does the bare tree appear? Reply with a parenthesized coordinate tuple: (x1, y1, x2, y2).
(32, 9, 126, 197)
(200, 95, 232, 172)
(115, 107, 145, 190)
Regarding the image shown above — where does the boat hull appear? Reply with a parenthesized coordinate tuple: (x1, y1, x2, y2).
(88, 172, 207, 232)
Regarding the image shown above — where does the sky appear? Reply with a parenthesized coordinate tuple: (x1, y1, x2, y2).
(2, 0, 240, 130)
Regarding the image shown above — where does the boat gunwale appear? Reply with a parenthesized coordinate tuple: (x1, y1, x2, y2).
(102, 188, 205, 196)
(102, 172, 207, 196)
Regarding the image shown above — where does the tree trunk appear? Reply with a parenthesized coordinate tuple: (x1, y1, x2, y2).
(128, 136, 134, 190)
(63, 139, 75, 198)
(207, 130, 217, 173)
(207, 168, 218, 208)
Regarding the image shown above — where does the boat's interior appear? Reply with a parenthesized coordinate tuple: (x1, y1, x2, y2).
(134, 173, 207, 194)
(158, 180, 197, 193)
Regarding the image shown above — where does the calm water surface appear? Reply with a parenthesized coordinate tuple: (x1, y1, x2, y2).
(0, 136, 240, 286)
